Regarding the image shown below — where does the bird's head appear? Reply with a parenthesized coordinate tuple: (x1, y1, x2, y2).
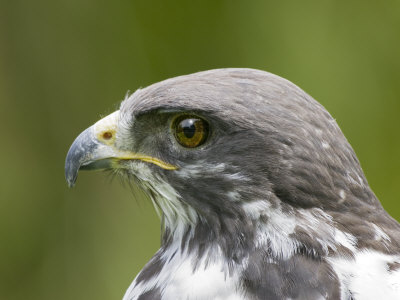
(66, 68, 382, 257)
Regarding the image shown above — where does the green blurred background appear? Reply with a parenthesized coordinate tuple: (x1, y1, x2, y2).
(1, 1, 399, 299)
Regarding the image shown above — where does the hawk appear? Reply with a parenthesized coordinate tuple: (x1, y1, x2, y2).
(65, 68, 400, 299)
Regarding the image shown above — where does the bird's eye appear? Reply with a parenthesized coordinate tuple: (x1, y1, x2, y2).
(173, 115, 209, 148)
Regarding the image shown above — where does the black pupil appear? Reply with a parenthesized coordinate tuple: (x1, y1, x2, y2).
(181, 119, 197, 138)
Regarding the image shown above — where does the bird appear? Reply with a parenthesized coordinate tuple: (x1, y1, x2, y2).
(65, 68, 400, 300)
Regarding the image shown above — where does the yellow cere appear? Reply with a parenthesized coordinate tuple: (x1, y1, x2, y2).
(93, 110, 177, 170)
(93, 110, 120, 145)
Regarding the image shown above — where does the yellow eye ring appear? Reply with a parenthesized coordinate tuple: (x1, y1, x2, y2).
(173, 115, 209, 148)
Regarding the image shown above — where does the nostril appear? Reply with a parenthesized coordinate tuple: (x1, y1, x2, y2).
(102, 131, 113, 140)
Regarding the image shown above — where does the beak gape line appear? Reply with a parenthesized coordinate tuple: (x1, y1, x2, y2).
(64, 110, 177, 188)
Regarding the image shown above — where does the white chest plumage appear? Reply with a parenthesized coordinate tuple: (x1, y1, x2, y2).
(124, 238, 400, 299)
(329, 250, 400, 300)
(160, 258, 243, 300)
(124, 249, 400, 300)
(123, 245, 244, 300)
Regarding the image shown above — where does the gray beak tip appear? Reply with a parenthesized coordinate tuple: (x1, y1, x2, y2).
(65, 127, 96, 188)
(65, 153, 79, 188)
(66, 174, 77, 188)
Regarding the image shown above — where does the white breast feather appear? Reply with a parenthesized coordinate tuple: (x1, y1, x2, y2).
(329, 250, 400, 299)
(124, 243, 244, 300)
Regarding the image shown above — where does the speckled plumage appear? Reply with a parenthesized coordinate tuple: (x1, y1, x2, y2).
(66, 68, 400, 299)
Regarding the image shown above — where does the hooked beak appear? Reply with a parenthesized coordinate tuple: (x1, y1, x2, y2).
(65, 110, 177, 188)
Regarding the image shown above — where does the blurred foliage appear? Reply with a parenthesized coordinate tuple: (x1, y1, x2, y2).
(0, 0, 399, 299)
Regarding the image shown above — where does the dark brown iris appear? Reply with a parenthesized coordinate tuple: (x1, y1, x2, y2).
(102, 131, 113, 140)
